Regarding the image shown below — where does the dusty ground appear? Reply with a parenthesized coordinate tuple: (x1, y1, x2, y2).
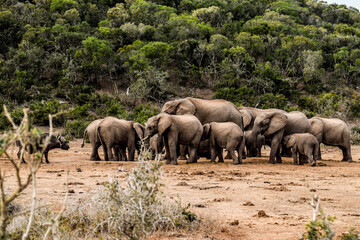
(1, 139, 360, 239)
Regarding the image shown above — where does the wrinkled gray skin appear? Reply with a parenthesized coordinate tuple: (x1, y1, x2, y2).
(81, 119, 103, 161)
(162, 97, 244, 160)
(248, 111, 311, 164)
(203, 122, 245, 165)
(283, 133, 319, 166)
(97, 117, 144, 161)
(145, 113, 203, 165)
(17, 133, 70, 164)
(237, 107, 286, 157)
(309, 117, 352, 162)
(244, 131, 265, 157)
(149, 134, 164, 159)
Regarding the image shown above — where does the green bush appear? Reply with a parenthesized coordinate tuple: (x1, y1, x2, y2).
(258, 93, 288, 109)
(29, 99, 68, 127)
(64, 119, 87, 140)
(351, 126, 360, 145)
(213, 86, 257, 106)
(129, 103, 160, 124)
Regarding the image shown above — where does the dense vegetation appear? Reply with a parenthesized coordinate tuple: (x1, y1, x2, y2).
(1, 0, 360, 136)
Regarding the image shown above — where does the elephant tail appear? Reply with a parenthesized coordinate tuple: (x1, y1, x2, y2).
(97, 125, 104, 147)
(81, 128, 87, 148)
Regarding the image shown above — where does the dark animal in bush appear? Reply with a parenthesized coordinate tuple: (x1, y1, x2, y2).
(17, 133, 70, 163)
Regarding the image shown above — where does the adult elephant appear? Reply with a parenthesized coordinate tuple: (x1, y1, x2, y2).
(238, 107, 286, 131)
(162, 97, 244, 160)
(81, 119, 103, 161)
(97, 117, 144, 161)
(248, 111, 311, 164)
(309, 117, 352, 162)
(144, 113, 203, 165)
(162, 97, 244, 129)
(237, 107, 286, 158)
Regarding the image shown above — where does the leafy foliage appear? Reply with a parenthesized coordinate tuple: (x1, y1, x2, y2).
(0, 0, 359, 129)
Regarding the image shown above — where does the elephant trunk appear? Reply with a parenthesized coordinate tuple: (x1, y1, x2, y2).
(247, 129, 260, 157)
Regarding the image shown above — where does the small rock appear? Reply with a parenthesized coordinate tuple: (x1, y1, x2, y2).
(194, 204, 206, 208)
(243, 201, 254, 206)
(57, 173, 61, 177)
(254, 210, 269, 218)
(68, 189, 75, 194)
(310, 189, 316, 192)
(176, 181, 189, 186)
(76, 168, 82, 172)
(230, 220, 239, 226)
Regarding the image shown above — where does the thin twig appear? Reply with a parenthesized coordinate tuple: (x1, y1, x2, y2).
(43, 170, 69, 240)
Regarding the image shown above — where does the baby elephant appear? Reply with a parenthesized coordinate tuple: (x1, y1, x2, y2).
(17, 133, 70, 163)
(149, 134, 164, 159)
(244, 131, 265, 157)
(283, 133, 319, 166)
(203, 122, 245, 165)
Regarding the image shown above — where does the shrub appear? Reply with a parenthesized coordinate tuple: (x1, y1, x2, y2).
(29, 99, 68, 126)
(129, 103, 160, 124)
(258, 93, 288, 110)
(64, 119, 87, 140)
(213, 86, 257, 106)
(350, 126, 360, 145)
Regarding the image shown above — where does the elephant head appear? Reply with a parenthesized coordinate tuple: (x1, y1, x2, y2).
(283, 135, 295, 148)
(144, 114, 173, 139)
(161, 98, 196, 115)
(248, 112, 287, 156)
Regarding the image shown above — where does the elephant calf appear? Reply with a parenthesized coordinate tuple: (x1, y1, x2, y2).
(283, 133, 319, 166)
(244, 131, 265, 157)
(149, 134, 164, 159)
(203, 122, 245, 165)
(97, 117, 144, 161)
(17, 133, 70, 163)
(145, 113, 203, 165)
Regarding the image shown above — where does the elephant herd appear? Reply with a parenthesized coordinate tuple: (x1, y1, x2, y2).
(82, 97, 353, 166)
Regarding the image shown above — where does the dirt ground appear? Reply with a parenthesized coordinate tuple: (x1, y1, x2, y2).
(1, 139, 360, 239)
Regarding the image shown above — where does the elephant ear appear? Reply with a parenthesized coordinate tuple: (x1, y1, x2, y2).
(133, 123, 144, 139)
(202, 124, 211, 139)
(310, 118, 323, 138)
(177, 99, 196, 115)
(158, 115, 172, 136)
(285, 135, 296, 148)
(265, 112, 287, 135)
(161, 100, 181, 114)
(240, 109, 252, 128)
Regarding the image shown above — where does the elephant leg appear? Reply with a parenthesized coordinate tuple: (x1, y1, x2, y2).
(291, 146, 297, 165)
(127, 143, 135, 161)
(102, 144, 109, 161)
(168, 140, 178, 165)
(217, 146, 224, 163)
(113, 146, 120, 161)
(120, 147, 127, 161)
(164, 137, 171, 163)
(178, 145, 187, 160)
(90, 142, 101, 161)
(340, 145, 352, 162)
(307, 151, 316, 166)
(187, 147, 197, 164)
(269, 130, 283, 164)
(107, 144, 116, 161)
(316, 144, 322, 160)
(238, 137, 245, 164)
